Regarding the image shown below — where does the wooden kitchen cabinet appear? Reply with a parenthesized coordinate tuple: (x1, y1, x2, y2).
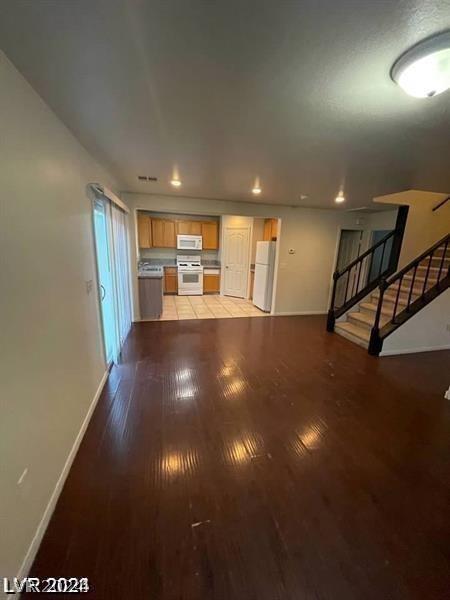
(177, 220, 202, 235)
(137, 214, 152, 248)
(201, 221, 219, 249)
(203, 273, 220, 293)
(152, 219, 176, 248)
(164, 267, 178, 294)
(263, 218, 278, 241)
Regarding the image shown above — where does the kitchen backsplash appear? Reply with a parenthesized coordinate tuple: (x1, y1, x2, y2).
(139, 248, 220, 262)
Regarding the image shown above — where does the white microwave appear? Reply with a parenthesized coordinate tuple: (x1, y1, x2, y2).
(177, 235, 202, 250)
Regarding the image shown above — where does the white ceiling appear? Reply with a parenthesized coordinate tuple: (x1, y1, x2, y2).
(1, 0, 450, 209)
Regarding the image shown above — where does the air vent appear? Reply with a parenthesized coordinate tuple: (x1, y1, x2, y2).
(138, 175, 158, 182)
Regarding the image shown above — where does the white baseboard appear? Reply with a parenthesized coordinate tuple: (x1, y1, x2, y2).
(380, 344, 450, 356)
(272, 310, 327, 316)
(16, 369, 109, 581)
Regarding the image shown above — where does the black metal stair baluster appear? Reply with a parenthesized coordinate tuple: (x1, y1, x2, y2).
(369, 278, 386, 356)
(422, 252, 433, 295)
(355, 259, 362, 294)
(344, 269, 350, 304)
(379, 241, 386, 277)
(406, 265, 418, 311)
(392, 274, 403, 324)
(437, 240, 449, 285)
(327, 271, 339, 332)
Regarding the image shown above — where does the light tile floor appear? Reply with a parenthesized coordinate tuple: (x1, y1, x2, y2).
(159, 294, 268, 320)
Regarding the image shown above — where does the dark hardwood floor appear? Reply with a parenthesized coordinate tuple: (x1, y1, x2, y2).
(28, 316, 450, 599)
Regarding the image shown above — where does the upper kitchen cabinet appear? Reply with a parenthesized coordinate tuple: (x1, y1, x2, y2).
(151, 218, 176, 248)
(137, 214, 152, 248)
(201, 221, 219, 249)
(263, 218, 278, 241)
(177, 220, 202, 235)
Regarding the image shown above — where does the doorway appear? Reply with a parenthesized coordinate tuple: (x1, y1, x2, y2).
(368, 229, 393, 283)
(335, 229, 363, 307)
(93, 198, 117, 365)
(223, 226, 251, 298)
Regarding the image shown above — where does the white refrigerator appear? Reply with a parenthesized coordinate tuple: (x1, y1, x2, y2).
(253, 241, 276, 312)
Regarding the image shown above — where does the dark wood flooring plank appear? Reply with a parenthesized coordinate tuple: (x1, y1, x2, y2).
(27, 316, 450, 599)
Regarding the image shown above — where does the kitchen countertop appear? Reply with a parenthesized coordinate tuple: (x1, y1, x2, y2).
(138, 259, 221, 268)
(137, 265, 164, 279)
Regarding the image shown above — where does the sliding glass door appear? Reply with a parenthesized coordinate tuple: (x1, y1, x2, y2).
(93, 198, 117, 365)
(93, 194, 132, 365)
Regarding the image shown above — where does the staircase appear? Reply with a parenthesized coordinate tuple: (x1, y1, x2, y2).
(330, 233, 450, 354)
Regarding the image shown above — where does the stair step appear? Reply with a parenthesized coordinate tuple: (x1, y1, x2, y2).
(423, 257, 450, 268)
(348, 311, 375, 330)
(360, 301, 394, 318)
(372, 291, 414, 306)
(403, 273, 438, 284)
(348, 310, 391, 330)
(417, 265, 444, 273)
(335, 321, 370, 348)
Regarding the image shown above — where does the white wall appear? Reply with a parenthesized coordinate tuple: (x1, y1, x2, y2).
(381, 290, 450, 355)
(123, 192, 369, 318)
(365, 209, 398, 233)
(375, 190, 450, 265)
(0, 52, 119, 584)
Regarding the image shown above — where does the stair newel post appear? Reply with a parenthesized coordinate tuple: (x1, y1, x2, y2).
(327, 270, 339, 332)
(368, 278, 386, 356)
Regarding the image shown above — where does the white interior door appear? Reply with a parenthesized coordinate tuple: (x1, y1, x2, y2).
(223, 227, 250, 298)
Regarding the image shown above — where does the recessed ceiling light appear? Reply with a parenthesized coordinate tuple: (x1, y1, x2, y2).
(170, 179, 181, 188)
(335, 191, 345, 204)
(391, 31, 450, 98)
(299, 194, 308, 201)
(252, 177, 261, 195)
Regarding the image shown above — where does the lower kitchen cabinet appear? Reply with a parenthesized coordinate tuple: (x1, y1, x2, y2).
(203, 272, 220, 293)
(139, 277, 163, 319)
(164, 267, 178, 294)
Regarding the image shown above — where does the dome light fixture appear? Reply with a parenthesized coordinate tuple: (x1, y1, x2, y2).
(391, 31, 450, 98)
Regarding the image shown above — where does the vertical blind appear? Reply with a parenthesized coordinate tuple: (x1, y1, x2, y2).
(110, 202, 132, 359)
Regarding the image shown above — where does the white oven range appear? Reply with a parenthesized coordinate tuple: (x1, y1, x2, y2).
(176, 255, 203, 295)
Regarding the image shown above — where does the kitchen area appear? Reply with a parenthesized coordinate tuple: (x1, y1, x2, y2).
(136, 210, 278, 320)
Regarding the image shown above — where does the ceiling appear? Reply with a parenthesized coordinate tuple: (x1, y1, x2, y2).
(1, 0, 450, 209)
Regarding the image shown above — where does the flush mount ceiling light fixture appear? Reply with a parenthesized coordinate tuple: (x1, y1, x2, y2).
(391, 31, 450, 98)
(335, 190, 345, 204)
